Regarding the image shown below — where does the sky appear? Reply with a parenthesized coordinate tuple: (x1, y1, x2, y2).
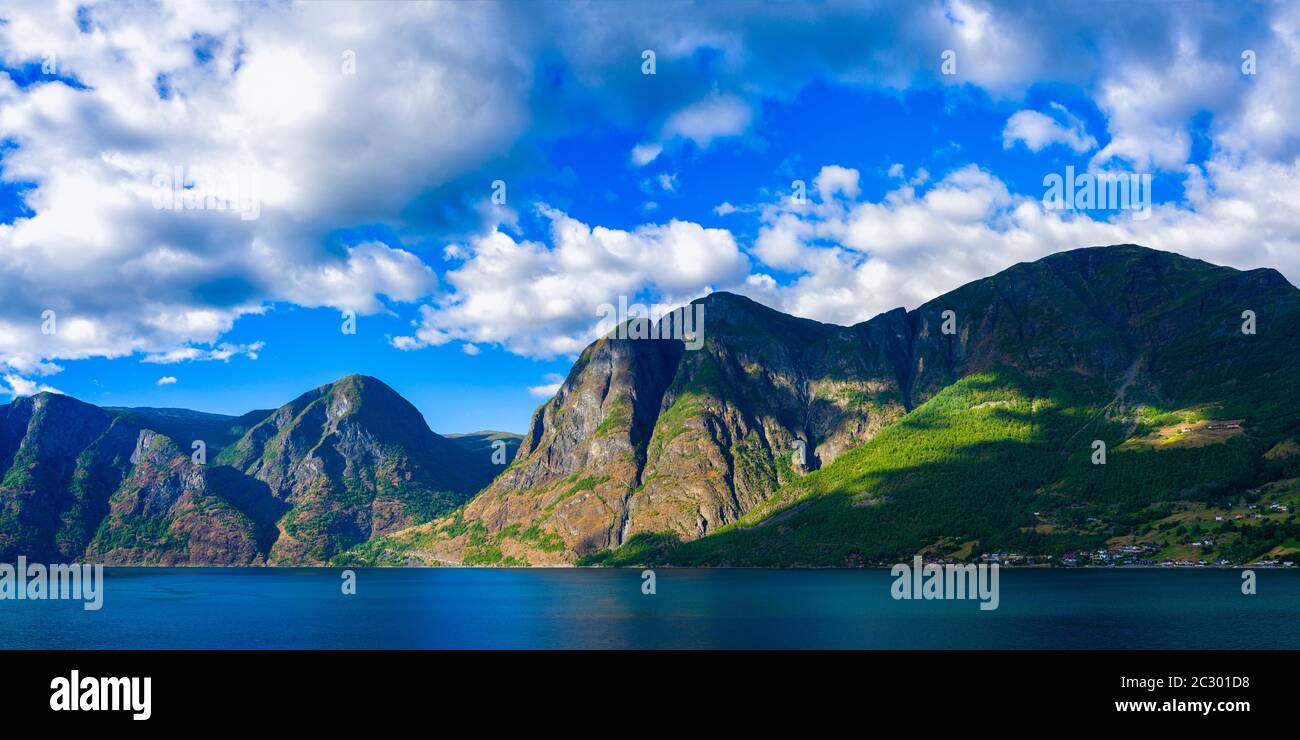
(0, 0, 1298, 433)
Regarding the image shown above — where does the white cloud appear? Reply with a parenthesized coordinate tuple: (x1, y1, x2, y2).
(1, 0, 1297, 381)
(1003, 103, 1096, 153)
(930, 0, 1044, 91)
(628, 93, 753, 168)
(738, 160, 1300, 326)
(630, 143, 662, 166)
(156, 376, 178, 386)
(1216, 3, 1300, 160)
(661, 93, 752, 149)
(393, 206, 750, 358)
(142, 341, 265, 365)
(0, 2, 526, 375)
(814, 165, 862, 200)
(528, 373, 565, 398)
(1, 374, 61, 399)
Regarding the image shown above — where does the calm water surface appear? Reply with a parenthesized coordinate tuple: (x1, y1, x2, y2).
(3, 568, 1297, 649)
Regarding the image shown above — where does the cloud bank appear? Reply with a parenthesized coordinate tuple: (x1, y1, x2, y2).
(0, 0, 1297, 394)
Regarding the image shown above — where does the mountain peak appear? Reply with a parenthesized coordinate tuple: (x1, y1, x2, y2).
(301, 375, 408, 417)
(692, 290, 835, 338)
(693, 290, 754, 306)
(329, 373, 388, 391)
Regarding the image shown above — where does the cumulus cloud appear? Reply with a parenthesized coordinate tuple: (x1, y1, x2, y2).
(156, 376, 177, 386)
(814, 165, 862, 200)
(1, 374, 61, 399)
(1003, 103, 1096, 153)
(394, 148, 1300, 355)
(393, 206, 750, 358)
(1, 0, 1298, 378)
(661, 93, 752, 148)
(738, 159, 1300, 326)
(0, 1, 525, 375)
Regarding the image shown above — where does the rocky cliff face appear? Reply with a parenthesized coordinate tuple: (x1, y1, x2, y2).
(85, 430, 264, 565)
(409, 294, 916, 564)
(372, 244, 1300, 565)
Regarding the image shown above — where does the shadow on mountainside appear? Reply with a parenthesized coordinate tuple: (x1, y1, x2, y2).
(581, 366, 1293, 567)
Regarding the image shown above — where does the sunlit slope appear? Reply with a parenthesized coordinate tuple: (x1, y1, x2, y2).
(583, 360, 1295, 566)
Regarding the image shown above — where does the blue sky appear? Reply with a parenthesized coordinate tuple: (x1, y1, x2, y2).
(0, 1, 1297, 433)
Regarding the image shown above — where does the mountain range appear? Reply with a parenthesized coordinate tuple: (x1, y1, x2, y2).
(0, 375, 519, 564)
(4, 244, 1300, 566)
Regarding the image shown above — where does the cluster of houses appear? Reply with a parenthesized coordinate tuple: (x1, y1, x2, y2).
(1179, 421, 1243, 432)
(975, 553, 1050, 565)
(921, 553, 1053, 566)
(1058, 545, 1296, 567)
(1243, 502, 1292, 513)
(916, 547, 1295, 568)
(1202, 502, 1292, 522)
(1060, 544, 1161, 567)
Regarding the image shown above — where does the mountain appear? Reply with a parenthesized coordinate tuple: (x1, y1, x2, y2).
(361, 245, 1300, 566)
(374, 292, 917, 565)
(0, 393, 139, 561)
(213, 375, 499, 562)
(2, 375, 514, 564)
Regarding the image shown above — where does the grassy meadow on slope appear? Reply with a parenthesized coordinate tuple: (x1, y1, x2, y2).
(581, 363, 1300, 567)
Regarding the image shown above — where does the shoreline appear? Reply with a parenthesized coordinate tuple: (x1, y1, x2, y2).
(3, 562, 1293, 571)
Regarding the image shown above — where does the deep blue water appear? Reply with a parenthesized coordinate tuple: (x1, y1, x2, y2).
(3, 568, 1299, 649)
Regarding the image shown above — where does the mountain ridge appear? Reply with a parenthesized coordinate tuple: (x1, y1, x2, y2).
(358, 244, 1300, 566)
(4, 244, 1300, 567)
(1, 375, 520, 564)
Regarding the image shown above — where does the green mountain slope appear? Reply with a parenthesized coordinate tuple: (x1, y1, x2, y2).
(214, 375, 492, 562)
(0, 393, 138, 561)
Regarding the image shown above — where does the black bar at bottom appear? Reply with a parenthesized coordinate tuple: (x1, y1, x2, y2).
(1, 649, 1284, 727)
